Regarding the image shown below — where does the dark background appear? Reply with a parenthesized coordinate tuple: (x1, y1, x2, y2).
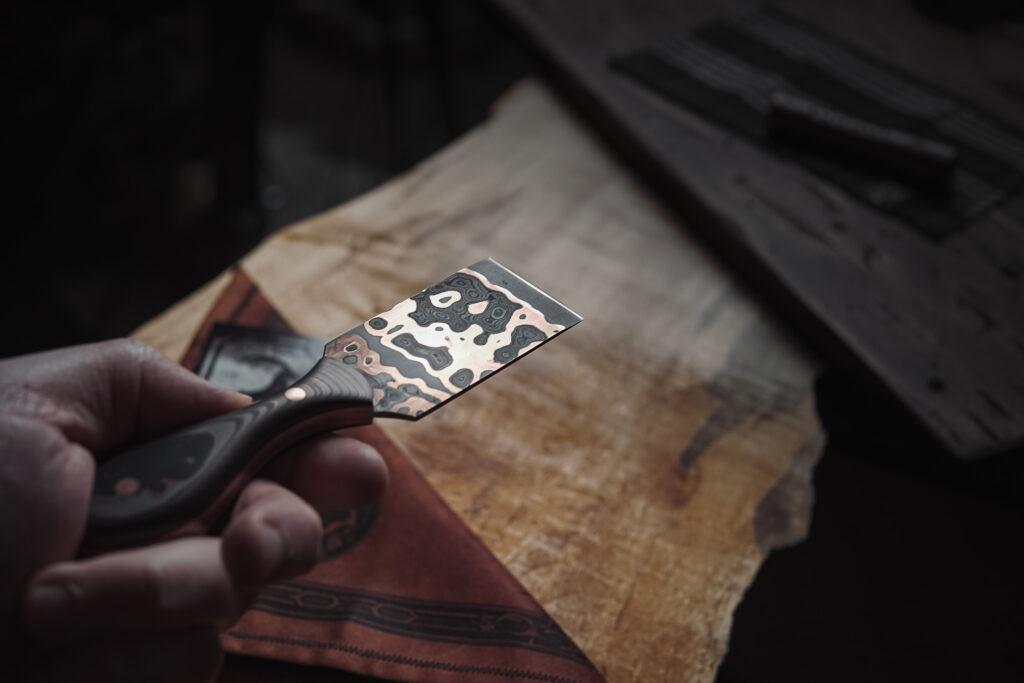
(2, 0, 529, 358)
(3, 1, 1023, 682)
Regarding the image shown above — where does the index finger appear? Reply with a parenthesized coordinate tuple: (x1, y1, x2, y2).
(0, 339, 250, 452)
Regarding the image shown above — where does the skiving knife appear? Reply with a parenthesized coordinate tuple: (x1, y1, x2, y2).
(85, 258, 581, 550)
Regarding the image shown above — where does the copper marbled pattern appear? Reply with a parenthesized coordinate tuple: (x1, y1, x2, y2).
(325, 262, 572, 418)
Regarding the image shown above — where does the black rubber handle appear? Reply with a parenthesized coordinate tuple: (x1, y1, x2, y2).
(84, 358, 375, 551)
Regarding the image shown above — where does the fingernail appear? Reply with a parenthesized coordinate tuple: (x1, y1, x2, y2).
(27, 583, 74, 631)
(231, 391, 253, 406)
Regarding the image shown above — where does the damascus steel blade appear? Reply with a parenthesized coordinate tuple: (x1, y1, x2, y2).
(324, 258, 582, 419)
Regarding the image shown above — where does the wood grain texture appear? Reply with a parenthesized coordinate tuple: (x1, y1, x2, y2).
(134, 80, 823, 681)
(488, 0, 1024, 458)
(133, 270, 235, 362)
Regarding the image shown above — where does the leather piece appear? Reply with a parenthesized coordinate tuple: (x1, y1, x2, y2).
(188, 268, 604, 683)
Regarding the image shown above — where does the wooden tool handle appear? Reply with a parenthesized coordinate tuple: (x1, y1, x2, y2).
(84, 358, 375, 551)
(767, 91, 958, 191)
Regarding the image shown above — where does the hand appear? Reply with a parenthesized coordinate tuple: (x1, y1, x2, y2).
(0, 339, 388, 682)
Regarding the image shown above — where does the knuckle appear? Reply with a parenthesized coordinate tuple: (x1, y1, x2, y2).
(231, 478, 278, 517)
(285, 506, 323, 570)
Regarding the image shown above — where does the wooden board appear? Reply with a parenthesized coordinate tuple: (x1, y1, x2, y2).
(135, 80, 823, 682)
(486, 0, 1024, 459)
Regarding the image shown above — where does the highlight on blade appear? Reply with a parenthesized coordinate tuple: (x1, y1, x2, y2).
(324, 258, 581, 419)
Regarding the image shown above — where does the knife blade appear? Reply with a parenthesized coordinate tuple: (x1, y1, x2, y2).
(85, 258, 581, 550)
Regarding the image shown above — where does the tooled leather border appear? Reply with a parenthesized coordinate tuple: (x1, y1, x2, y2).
(225, 631, 587, 683)
(241, 579, 594, 668)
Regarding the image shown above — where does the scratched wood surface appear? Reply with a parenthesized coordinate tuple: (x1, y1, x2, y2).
(135, 80, 824, 682)
(489, 0, 1024, 459)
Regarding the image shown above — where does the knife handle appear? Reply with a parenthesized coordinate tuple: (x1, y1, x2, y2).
(83, 357, 375, 552)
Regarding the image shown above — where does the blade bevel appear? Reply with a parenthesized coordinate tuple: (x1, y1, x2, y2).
(324, 258, 581, 419)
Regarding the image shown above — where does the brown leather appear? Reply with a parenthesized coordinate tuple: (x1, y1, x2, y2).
(189, 268, 604, 683)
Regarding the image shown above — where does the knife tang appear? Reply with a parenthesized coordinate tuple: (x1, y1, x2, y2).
(84, 358, 374, 551)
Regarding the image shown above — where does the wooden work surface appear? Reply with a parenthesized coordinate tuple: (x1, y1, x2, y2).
(135, 80, 823, 682)
(490, 0, 1024, 458)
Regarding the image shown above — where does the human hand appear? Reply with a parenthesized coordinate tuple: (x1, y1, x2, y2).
(0, 339, 388, 682)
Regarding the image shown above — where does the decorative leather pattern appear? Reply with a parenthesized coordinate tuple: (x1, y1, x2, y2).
(248, 580, 594, 667)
